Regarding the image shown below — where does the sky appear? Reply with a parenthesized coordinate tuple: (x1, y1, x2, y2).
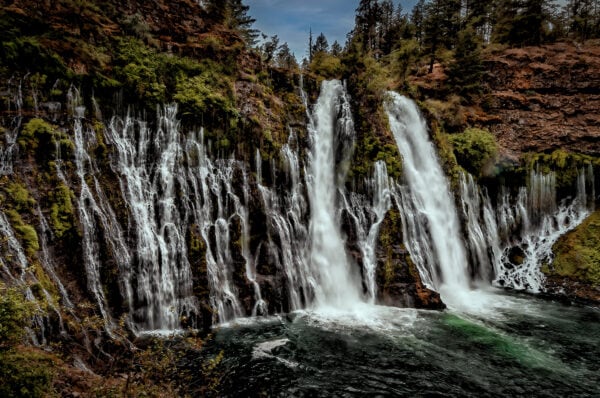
(246, 0, 418, 60)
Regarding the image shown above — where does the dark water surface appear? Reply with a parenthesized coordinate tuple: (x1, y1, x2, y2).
(203, 291, 600, 397)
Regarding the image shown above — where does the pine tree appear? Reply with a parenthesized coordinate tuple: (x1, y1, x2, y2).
(567, 0, 600, 39)
(355, 0, 380, 51)
(229, 0, 259, 46)
(205, 0, 258, 46)
(308, 27, 314, 63)
(276, 43, 298, 69)
(331, 41, 343, 56)
(411, 0, 427, 46)
(447, 26, 485, 97)
(493, 0, 555, 46)
(464, 0, 493, 41)
(312, 33, 330, 54)
(261, 35, 280, 64)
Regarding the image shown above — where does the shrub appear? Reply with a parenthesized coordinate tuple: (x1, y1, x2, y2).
(5, 183, 35, 213)
(309, 52, 343, 79)
(449, 127, 498, 177)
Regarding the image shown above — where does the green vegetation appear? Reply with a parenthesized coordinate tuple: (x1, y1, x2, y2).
(0, 284, 36, 347)
(525, 149, 600, 190)
(18, 118, 56, 153)
(549, 210, 600, 286)
(49, 184, 76, 239)
(174, 69, 237, 120)
(6, 210, 39, 257)
(448, 128, 499, 177)
(0, 349, 55, 398)
(5, 182, 36, 213)
(0, 283, 54, 398)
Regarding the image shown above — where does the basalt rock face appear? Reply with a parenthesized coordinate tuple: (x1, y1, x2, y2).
(480, 42, 600, 159)
(374, 209, 445, 310)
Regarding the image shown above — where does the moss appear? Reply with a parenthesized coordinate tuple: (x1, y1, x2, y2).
(549, 210, 600, 286)
(18, 118, 56, 152)
(0, 283, 36, 347)
(350, 122, 403, 181)
(4, 182, 36, 213)
(6, 210, 39, 257)
(448, 127, 498, 177)
(49, 184, 76, 239)
(174, 71, 238, 121)
(431, 124, 461, 186)
(525, 150, 600, 191)
(30, 262, 59, 305)
(17, 119, 70, 168)
(0, 349, 55, 398)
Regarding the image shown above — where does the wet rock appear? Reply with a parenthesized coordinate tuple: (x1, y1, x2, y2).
(374, 209, 446, 310)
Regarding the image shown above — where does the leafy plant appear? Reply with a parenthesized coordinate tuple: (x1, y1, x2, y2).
(448, 127, 498, 177)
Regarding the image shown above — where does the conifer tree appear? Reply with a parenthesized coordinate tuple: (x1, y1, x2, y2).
(447, 26, 485, 97)
(331, 41, 343, 56)
(276, 43, 298, 69)
(312, 33, 330, 54)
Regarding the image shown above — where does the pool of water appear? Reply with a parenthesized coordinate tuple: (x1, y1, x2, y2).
(203, 290, 600, 397)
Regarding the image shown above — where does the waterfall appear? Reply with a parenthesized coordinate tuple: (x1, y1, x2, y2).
(255, 130, 313, 311)
(385, 92, 470, 303)
(458, 173, 502, 284)
(306, 80, 362, 309)
(339, 161, 392, 303)
(106, 105, 197, 331)
(0, 210, 55, 345)
(0, 76, 24, 175)
(493, 167, 595, 292)
(186, 129, 249, 323)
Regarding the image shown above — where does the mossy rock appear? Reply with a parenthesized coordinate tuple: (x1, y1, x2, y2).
(18, 118, 56, 152)
(5, 210, 39, 257)
(49, 184, 76, 239)
(525, 149, 600, 191)
(448, 127, 498, 178)
(4, 182, 35, 213)
(549, 210, 600, 286)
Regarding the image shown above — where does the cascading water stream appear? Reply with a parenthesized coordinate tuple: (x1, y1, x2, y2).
(385, 92, 471, 305)
(493, 167, 595, 291)
(339, 161, 392, 303)
(185, 128, 248, 324)
(458, 173, 503, 284)
(307, 80, 362, 309)
(107, 105, 197, 331)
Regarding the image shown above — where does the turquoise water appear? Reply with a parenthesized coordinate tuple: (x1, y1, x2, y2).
(203, 291, 600, 397)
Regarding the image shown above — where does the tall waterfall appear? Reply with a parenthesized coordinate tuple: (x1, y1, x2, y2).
(307, 80, 363, 309)
(385, 92, 471, 303)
